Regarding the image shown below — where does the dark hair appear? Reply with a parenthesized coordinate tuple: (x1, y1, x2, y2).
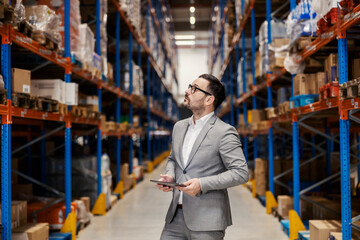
(198, 74, 226, 110)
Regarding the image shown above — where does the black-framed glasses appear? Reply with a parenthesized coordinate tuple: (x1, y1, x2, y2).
(188, 84, 212, 95)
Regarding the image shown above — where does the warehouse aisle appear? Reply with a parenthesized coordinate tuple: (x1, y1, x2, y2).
(78, 161, 288, 240)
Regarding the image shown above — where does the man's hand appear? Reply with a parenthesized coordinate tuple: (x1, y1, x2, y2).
(156, 174, 174, 192)
(176, 178, 201, 196)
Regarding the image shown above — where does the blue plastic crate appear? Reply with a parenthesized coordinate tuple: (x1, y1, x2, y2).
(299, 230, 310, 240)
(280, 220, 290, 237)
(290, 94, 318, 108)
(49, 232, 72, 240)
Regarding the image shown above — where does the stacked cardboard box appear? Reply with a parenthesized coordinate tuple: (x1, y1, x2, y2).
(269, 38, 289, 70)
(34, 0, 81, 54)
(78, 24, 95, 70)
(31, 79, 78, 105)
(293, 74, 318, 96)
(12, 223, 49, 240)
(277, 195, 293, 218)
(121, 163, 135, 191)
(309, 220, 341, 240)
(324, 53, 338, 83)
(12, 68, 31, 94)
(0, 201, 27, 229)
(255, 158, 267, 196)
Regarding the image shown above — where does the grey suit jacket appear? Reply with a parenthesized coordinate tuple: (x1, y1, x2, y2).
(164, 114, 249, 231)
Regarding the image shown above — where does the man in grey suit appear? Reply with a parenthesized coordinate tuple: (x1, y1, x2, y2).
(157, 74, 249, 240)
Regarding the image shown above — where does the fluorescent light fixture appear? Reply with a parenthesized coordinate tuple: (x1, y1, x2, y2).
(174, 35, 196, 40)
(190, 16, 196, 24)
(175, 40, 195, 46)
(190, 6, 195, 13)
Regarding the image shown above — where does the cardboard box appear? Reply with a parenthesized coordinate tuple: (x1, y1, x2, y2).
(325, 53, 338, 83)
(255, 158, 267, 196)
(317, 72, 326, 90)
(277, 195, 293, 218)
(352, 58, 360, 80)
(80, 197, 90, 213)
(13, 201, 27, 227)
(0, 201, 27, 229)
(251, 110, 266, 123)
(31, 79, 65, 103)
(308, 73, 318, 94)
(293, 74, 307, 96)
(12, 68, 31, 94)
(293, 74, 317, 95)
(65, 82, 78, 105)
(309, 220, 341, 240)
(271, 38, 290, 49)
(13, 223, 49, 240)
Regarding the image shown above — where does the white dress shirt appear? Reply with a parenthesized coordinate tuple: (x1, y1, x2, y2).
(178, 111, 214, 204)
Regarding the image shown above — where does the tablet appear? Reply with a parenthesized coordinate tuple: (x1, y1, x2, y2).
(150, 180, 186, 187)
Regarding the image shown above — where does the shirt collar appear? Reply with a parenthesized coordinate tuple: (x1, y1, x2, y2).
(189, 111, 214, 127)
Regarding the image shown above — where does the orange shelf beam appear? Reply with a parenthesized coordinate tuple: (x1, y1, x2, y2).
(291, 97, 339, 116)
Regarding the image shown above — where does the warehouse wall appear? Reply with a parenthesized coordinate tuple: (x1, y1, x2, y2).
(177, 48, 208, 103)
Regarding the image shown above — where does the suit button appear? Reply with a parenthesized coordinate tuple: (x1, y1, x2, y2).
(183, 170, 187, 174)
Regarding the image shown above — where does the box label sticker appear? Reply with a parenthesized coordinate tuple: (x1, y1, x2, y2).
(23, 85, 30, 93)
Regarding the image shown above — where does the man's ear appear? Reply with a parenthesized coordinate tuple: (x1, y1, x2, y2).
(206, 95, 215, 106)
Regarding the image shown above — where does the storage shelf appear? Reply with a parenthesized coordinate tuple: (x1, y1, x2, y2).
(291, 97, 339, 116)
(267, 4, 360, 85)
(0, 105, 100, 125)
(147, 0, 178, 81)
(218, 0, 254, 79)
(111, 0, 178, 105)
(0, 24, 69, 69)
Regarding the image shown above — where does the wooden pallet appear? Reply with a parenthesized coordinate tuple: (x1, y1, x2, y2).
(12, 92, 30, 109)
(71, 106, 87, 118)
(17, 20, 34, 38)
(31, 31, 59, 51)
(30, 95, 42, 111)
(40, 97, 59, 112)
(87, 110, 100, 119)
(58, 104, 68, 115)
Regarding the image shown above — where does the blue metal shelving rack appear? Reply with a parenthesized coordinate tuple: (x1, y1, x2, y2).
(115, 11, 122, 184)
(64, 0, 72, 218)
(1, 9, 12, 240)
(266, 0, 274, 195)
(96, 0, 103, 197)
(0, 0, 179, 236)
(146, 6, 152, 163)
(128, 32, 134, 174)
(251, 4, 258, 162)
(338, 20, 352, 240)
(241, 0, 248, 161)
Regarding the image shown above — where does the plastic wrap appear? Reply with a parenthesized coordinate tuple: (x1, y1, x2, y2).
(284, 53, 306, 75)
(78, 24, 95, 70)
(25, 5, 62, 44)
(14, 0, 25, 24)
(286, 0, 317, 44)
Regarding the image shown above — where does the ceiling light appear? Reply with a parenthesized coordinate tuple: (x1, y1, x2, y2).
(190, 16, 196, 24)
(175, 40, 195, 46)
(190, 6, 195, 13)
(174, 35, 196, 40)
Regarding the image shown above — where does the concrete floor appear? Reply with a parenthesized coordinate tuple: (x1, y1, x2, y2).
(78, 161, 288, 240)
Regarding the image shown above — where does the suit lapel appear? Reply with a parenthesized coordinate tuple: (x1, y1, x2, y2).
(184, 114, 217, 169)
(177, 118, 190, 169)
